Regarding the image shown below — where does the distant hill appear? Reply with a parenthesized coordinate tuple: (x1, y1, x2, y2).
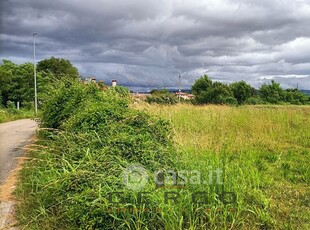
(301, 90, 310, 96)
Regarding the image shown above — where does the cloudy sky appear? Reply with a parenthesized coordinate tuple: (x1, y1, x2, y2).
(1, 0, 310, 91)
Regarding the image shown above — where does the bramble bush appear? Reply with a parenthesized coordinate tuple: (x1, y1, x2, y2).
(16, 80, 181, 229)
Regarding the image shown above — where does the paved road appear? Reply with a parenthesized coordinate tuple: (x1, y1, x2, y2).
(0, 119, 37, 185)
(0, 119, 37, 229)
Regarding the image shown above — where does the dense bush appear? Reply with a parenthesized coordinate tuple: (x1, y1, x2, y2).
(230, 81, 255, 104)
(146, 89, 178, 104)
(245, 96, 265, 105)
(259, 80, 284, 104)
(283, 88, 309, 105)
(17, 80, 179, 229)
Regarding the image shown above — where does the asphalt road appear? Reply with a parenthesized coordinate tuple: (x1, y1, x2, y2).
(0, 119, 37, 229)
(0, 119, 37, 185)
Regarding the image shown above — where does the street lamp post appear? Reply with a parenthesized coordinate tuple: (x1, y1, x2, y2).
(178, 74, 181, 103)
(33, 33, 38, 116)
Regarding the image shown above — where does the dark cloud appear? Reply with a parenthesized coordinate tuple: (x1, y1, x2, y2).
(1, 0, 310, 90)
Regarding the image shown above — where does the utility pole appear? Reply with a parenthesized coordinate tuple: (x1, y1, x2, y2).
(178, 74, 181, 102)
(33, 33, 38, 116)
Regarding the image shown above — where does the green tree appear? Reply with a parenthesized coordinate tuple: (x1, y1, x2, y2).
(205, 82, 235, 104)
(191, 75, 213, 103)
(37, 57, 79, 80)
(192, 75, 235, 104)
(11, 63, 35, 104)
(259, 80, 284, 104)
(284, 88, 309, 105)
(192, 75, 212, 95)
(0, 60, 48, 108)
(230, 81, 255, 104)
(0, 60, 14, 106)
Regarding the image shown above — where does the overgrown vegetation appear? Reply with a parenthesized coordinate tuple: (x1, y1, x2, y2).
(0, 108, 34, 123)
(0, 100, 34, 123)
(5, 56, 308, 228)
(146, 89, 178, 104)
(192, 75, 310, 105)
(16, 79, 310, 229)
(16, 81, 181, 229)
(135, 103, 310, 229)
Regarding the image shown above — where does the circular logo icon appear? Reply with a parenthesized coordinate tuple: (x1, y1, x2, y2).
(122, 163, 148, 191)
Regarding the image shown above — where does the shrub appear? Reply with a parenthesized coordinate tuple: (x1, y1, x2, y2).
(259, 80, 285, 104)
(146, 89, 178, 104)
(245, 96, 265, 105)
(230, 81, 255, 104)
(21, 101, 34, 110)
(223, 96, 238, 105)
(283, 89, 309, 105)
(40, 81, 128, 129)
(17, 80, 177, 229)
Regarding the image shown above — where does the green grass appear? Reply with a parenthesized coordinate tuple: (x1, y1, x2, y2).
(133, 103, 310, 229)
(0, 108, 34, 123)
(15, 82, 310, 230)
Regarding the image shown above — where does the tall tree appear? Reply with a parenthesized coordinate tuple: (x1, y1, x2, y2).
(0, 60, 19, 106)
(191, 74, 213, 103)
(192, 74, 212, 95)
(37, 57, 79, 80)
(230, 81, 255, 104)
(259, 80, 284, 104)
(205, 82, 234, 104)
(0, 60, 45, 107)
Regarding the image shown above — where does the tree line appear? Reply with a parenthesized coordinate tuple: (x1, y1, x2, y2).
(0, 57, 79, 108)
(1, 58, 309, 108)
(192, 75, 310, 105)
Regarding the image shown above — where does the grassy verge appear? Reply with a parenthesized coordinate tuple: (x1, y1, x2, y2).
(0, 108, 34, 123)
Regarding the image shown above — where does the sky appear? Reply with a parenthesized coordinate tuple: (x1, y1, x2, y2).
(1, 0, 310, 91)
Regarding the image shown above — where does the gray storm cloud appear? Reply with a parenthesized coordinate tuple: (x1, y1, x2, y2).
(1, 0, 310, 90)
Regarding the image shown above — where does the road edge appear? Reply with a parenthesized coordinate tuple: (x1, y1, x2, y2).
(0, 133, 37, 230)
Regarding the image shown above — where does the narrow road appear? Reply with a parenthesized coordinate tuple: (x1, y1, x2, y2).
(0, 119, 37, 229)
(0, 119, 37, 185)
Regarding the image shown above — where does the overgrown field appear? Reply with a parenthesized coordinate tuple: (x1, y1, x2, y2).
(0, 108, 34, 123)
(134, 103, 310, 229)
(16, 82, 309, 229)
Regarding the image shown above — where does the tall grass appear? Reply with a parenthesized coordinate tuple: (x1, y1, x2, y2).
(133, 103, 310, 229)
(0, 108, 34, 123)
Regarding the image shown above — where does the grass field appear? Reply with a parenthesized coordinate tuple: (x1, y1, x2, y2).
(0, 109, 34, 123)
(15, 93, 310, 229)
(133, 103, 310, 229)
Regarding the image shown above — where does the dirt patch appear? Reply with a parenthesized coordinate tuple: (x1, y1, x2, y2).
(0, 156, 29, 201)
(0, 143, 35, 230)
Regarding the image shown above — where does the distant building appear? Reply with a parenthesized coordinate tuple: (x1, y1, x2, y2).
(84, 77, 97, 83)
(82, 78, 112, 90)
(175, 92, 195, 100)
(131, 92, 151, 100)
